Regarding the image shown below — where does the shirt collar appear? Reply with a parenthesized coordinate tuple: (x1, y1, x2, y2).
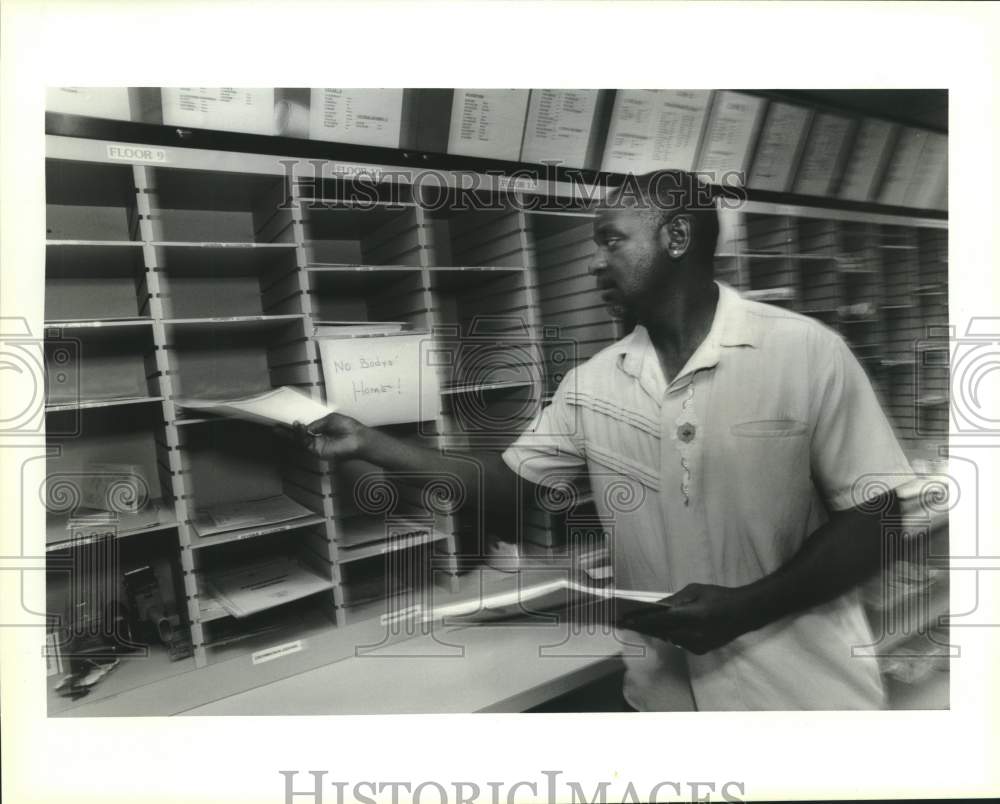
(618, 281, 760, 390)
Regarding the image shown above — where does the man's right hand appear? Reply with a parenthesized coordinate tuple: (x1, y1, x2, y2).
(294, 412, 367, 460)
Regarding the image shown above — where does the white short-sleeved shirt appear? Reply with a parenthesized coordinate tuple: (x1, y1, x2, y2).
(502, 281, 914, 710)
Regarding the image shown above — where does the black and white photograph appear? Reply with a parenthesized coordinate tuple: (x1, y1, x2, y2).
(37, 85, 952, 716)
(2, 3, 998, 804)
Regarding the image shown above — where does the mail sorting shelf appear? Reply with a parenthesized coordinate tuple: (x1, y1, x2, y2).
(42, 399, 194, 713)
(524, 211, 625, 397)
(46, 159, 141, 241)
(296, 192, 462, 583)
(422, 200, 549, 559)
(721, 205, 949, 465)
(45, 526, 193, 714)
(45, 242, 150, 323)
(719, 204, 950, 710)
(192, 518, 336, 658)
(914, 228, 949, 441)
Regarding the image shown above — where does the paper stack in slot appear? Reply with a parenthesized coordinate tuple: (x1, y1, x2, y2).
(192, 494, 315, 539)
(204, 556, 331, 619)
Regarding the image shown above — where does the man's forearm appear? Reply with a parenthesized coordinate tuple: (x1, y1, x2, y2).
(739, 494, 898, 631)
(357, 427, 519, 515)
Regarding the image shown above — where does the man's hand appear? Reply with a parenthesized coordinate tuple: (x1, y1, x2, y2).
(621, 583, 758, 654)
(294, 412, 367, 460)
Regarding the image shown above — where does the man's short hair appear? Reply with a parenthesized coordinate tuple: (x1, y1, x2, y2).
(607, 169, 720, 260)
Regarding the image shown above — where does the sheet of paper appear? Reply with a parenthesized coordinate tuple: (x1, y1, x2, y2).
(905, 131, 948, 208)
(205, 557, 331, 618)
(317, 332, 440, 426)
(46, 87, 132, 121)
(192, 494, 314, 538)
(747, 102, 810, 192)
(307, 89, 404, 148)
(696, 91, 764, 185)
(161, 87, 276, 135)
(447, 89, 530, 161)
(419, 576, 671, 624)
(520, 89, 600, 168)
(601, 89, 712, 174)
(792, 113, 853, 197)
(838, 118, 895, 202)
(178, 386, 335, 428)
(878, 127, 929, 206)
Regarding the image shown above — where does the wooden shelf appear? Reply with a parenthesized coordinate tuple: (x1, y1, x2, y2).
(190, 513, 326, 551)
(45, 318, 154, 329)
(306, 263, 424, 274)
(161, 313, 305, 331)
(46, 395, 163, 414)
(337, 527, 451, 564)
(200, 602, 337, 659)
(151, 241, 296, 250)
(46, 500, 178, 551)
(198, 563, 334, 623)
(46, 240, 145, 248)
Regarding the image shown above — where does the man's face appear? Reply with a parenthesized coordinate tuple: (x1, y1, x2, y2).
(590, 205, 666, 318)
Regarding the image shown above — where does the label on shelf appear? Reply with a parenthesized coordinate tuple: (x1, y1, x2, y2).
(601, 89, 712, 175)
(251, 640, 305, 665)
(106, 144, 167, 163)
(447, 89, 531, 161)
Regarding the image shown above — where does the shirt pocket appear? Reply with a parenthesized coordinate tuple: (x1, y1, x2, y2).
(730, 418, 809, 438)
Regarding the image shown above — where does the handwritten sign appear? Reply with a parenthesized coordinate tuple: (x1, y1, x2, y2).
(317, 332, 440, 426)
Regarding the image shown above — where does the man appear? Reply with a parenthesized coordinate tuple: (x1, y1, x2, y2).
(298, 170, 914, 711)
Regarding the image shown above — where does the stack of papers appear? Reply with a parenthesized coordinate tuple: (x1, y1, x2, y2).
(177, 386, 336, 428)
(390, 577, 672, 626)
(192, 494, 315, 539)
(50, 500, 168, 546)
(204, 556, 331, 619)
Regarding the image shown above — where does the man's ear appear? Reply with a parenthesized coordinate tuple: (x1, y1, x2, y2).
(660, 214, 693, 259)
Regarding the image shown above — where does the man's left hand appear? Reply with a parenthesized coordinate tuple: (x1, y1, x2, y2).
(621, 583, 759, 654)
